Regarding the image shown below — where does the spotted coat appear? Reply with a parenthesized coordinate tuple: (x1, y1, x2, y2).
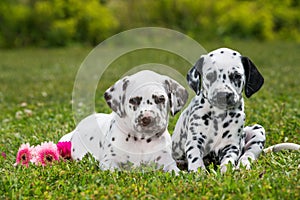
(172, 48, 266, 173)
(59, 70, 188, 172)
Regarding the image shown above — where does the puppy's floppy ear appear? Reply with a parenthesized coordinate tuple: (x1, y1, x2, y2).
(241, 56, 264, 98)
(104, 76, 130, 117)
(164, 79, 188, 116)
(187, 57, 204, 95)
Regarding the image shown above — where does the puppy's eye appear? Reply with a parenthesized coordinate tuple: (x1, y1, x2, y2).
(206, 72, 217, 82)
(152, 95, 165, 104)
(229, 72, 242, 81)
(234, 74, 242, 80)
(129, 96, 142, 106)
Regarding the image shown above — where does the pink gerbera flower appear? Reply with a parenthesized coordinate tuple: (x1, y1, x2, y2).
(2, 152, 6, 159)
(32, 141, 59, 166)
(56, 141, 72, 160)
(14, 143, 34, 167)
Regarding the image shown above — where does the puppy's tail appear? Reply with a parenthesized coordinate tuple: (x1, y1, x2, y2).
(263, 143, 300, 153)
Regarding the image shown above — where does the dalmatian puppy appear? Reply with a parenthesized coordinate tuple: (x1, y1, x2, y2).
(59, 70, 188, 173)
(172, 48, 266, 173)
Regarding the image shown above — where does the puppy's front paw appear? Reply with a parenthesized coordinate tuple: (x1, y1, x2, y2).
(188, 163, 206, 173)
(220, 162, 236, 174)
(99, 160, 119, 171)
(237, 155, 254, 170)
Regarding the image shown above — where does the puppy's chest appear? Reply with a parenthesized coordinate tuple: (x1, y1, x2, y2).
(189, 103, 245, 149)
(105, 126, 169, 155)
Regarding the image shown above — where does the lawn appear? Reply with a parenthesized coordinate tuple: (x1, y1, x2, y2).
(0, 40, 299, 199)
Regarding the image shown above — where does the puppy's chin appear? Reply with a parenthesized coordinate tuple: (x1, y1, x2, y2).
(133, 124, 167, 138)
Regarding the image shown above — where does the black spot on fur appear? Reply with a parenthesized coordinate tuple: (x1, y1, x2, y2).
(238, 104, 243, 110)
(229, 112, 236, 118)
(168, 93, 172, 108)
(202, 113, 211, 121)
(213, 119, 218, 131)
(129, 96, 142, 106)
(253, 125, 261, 130)
(197, 144, 202, 151)
(204, 120, 209, 126)
(198, 137, 204, 144)
(200, 133, 207, 139)
(223, 122, 229, 128)
(222, 130, 230, 138)
(122, 79, 129, 91)
(146, 138, 152, 143)
(146, 99, 153, 105)
(186, 146, 194, 153)
(186, 141, 191, 146)
(152, 94, 166, 104)
(104, 92, 112, 101)
(90, 136, 94, 141)
(191, 157, 199, 163)
(193, 114, 201, 120)
(200, 98, 205, 104)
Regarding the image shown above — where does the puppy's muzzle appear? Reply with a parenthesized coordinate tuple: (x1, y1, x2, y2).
(139, 116, 153, 126)
(137, 111, 155, 127)
(211, 92, 238, 109)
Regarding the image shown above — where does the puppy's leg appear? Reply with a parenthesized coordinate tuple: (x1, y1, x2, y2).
(59, 130, 89, 161)
(99, 159, 119, 171)
(172, 110, 188, 160)
(219, 144, 241, 173)
(155, 149, 180, 174)
(59, 131, 74, 142)
(185, 137, 206, 172)
(238, 124, 266, 169)
(69, 130, 90, 161)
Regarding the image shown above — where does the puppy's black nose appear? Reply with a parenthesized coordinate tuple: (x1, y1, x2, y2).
(140, 116, 152, 126)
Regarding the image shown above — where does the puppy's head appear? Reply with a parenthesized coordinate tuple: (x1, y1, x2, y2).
(187, 48, 264, 109)
(104, 70, 188, 138)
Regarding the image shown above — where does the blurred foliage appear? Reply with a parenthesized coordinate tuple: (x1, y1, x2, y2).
(0, 0, 300, 47)
(0, 0, 119, 47)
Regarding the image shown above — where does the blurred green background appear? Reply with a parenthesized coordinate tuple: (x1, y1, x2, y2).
(1, 0, 300, 48)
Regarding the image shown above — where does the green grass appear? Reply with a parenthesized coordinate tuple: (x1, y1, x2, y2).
(0, 40, 299, 199)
